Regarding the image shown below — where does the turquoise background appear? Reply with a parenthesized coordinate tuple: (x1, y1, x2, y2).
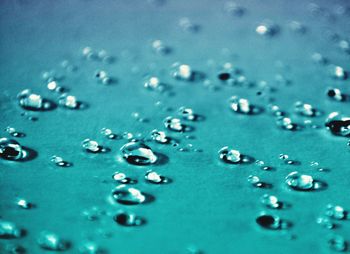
(1, 0, 350, 253)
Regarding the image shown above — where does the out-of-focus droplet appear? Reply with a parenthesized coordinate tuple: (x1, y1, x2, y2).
(247, 175, 264, 188)
(256, 21, 279, 37)
(316, 216, 335, 229)
(0, 220, 22, 239)
(37, 231, 69, 251)
(325, 204, 346, 220)
(328, 235, 348, 252)
(330, 65, 347, 80)
(171, 63, 193, 81)
(79, 241, 104, 254)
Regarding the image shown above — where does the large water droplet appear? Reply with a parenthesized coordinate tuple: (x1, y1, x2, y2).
(0, 138, 24, 161)
(120, 141, 157, 165)
(37, 231, 69, 251)
(0, 220, 22, 239)
(325, 112, 350, 137)
(111, 185, 147, 205)
(285, 171, 314, 191)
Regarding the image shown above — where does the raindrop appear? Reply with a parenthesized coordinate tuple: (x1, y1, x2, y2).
(150, 129, 169, 144)
(120, 141, 157, 165)
(111, 185, 147, 205)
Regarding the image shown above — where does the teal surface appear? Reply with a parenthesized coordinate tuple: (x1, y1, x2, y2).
(1, 0, 350, 253)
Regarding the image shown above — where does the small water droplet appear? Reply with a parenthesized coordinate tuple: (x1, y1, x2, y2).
(59, 94, 79, 109)
(178, 106, 197, 121)
(164, 116, 186, 132)
(230, 96, 253, 114)
(218, 146, 241, 164)
(256, 214, 282, 230)
(111, 185, 147, 205)
(51, 155, 71, 167)
(16, 198, 32, 209)
(150, 129, 169, 144)
(328, 235, 348, 252)
(325, 204, 346, 220)
(256, 21, 280, 37)
(330, 65, 348, 80)
(247, 175, 264, 188)
(120, 141, 157, 165)
(5, 127, 24, 138)
(316, 216, 335, 229)
(171, 63, 193, 81)
(37, 231, 69, 251)
(294, 101, 318, 117)
(114, 211, 145, 226)
(145, 170, 168, 184)
(260, 194, 280, 209)
(79, 241, 104, 254)
(327, 88, 346, 101)
(82, 139, 100, 153)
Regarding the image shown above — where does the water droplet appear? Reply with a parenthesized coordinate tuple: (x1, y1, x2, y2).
(79, 241, 104, 254)
(328, 235, 348, 252)
(114, 211, 145, 226)
(256, 21, 280, 37)
(316, 216, 335, 229)
(59, 94, 79, 109)
(279, 154, 289, 160)
(327, 88, 346, 101)
(247, 175, 264, 188)
(230, 96, 253, 114)
(179, 17, 200, 33)
(325, 112, 350, 137)
(256, 214, 282, 230)
(0, 220, 22, 239)
(4, 243, 26, 254)
(95, 70, 111, 85)
(294, 101, 318, 117)
(151, 40, 171, 55)
(145, 170, 168, 184)
(330, 65, 348, 80)
(112, 172, 134, 184)
(0, 138, 24, 161)
(164, 116, 186, 132)
(100, 128, 117, 139)
(178, 106, 197, 121)
(325, 204, 346, 220)
(218, 146, 241, 164)
(37, 231, 69, 251)
(51, 155, 71, 167)
(260, 194, 280, 209)
(150, 129, 169, 144)
(285, 171, 314, 191)
(16, 198, 32, 209)
(276, 117, 298, 131)
(5, 127, 24, 138)
(111, 185, 146, 205)
(171, 63, 193, 81)
(17, 89, 50, 111)
(82, 139, 100, 153)
(224, 1, 246, 17)
(144, 76, 165, 92)
(120, 141, 157, 165)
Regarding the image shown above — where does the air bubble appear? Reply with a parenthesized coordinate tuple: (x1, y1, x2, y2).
(120, 141, 157, 165)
